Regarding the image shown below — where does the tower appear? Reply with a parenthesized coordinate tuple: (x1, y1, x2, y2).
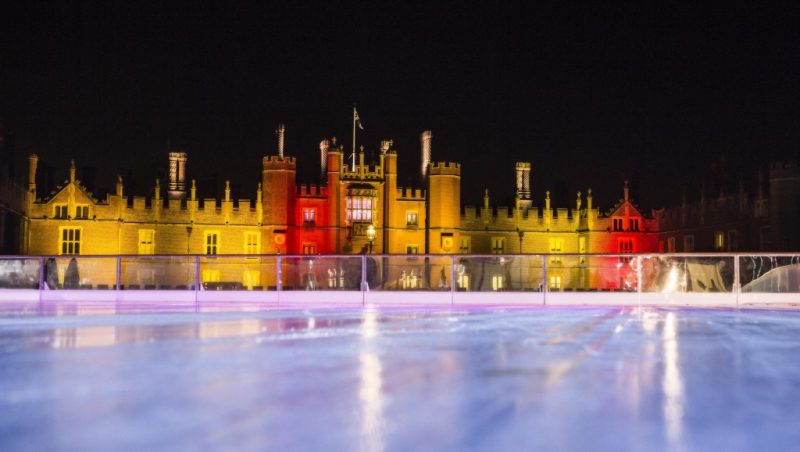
(262, 125, 296, 253)
(427, 162, 461, 253)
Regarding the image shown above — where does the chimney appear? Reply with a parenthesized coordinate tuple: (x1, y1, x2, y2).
(420, 130, 432, 178)
(320, 139, 330, 182)
(168, 152, 188, 200)
(276, 123, 286, 158)
(28, 153, 38, 195)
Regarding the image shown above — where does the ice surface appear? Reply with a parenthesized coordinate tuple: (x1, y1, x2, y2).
(1, 305, 800, 451)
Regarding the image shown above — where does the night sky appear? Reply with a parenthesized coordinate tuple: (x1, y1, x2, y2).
(1, 2, 798, 210)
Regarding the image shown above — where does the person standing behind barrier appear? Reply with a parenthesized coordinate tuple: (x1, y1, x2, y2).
(64, 258, 80, 289)
(45, 258, 59, 290)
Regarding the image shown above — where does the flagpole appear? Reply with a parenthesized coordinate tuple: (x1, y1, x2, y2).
(352, 106, 357, 172)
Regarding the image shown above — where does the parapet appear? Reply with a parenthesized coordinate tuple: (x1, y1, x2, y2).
(397, 187, 425, 200)
(769, 161, 799, 179)
(429, 161, 461, 176)
(297, 183, 327, 197)
(263, 155, 297, 170)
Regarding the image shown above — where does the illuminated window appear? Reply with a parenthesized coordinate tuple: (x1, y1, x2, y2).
(302, 243, 317, 254)
(346, 196, 373, 222)
(459, 236, 471, 253)
(619, 239, 633, 263)
(492, 275, 504, 290)
(629, 218, 639, 231)
(138, 229, 155, 255)
(303, 208, 316, 225)
(242, 270, 260, 290)
(75, 205, 89, 219)
(244, 231, 260, 255)
(549, 275, 561, 290)
(683, 235, 694, 252)
(714, 231, 725, 250)
(202, 269, 220, 283)
(613, 218, 623, 231)
(406, 245, 418, 254)
(491, 238, 505, 254)
(406, 211, 418, 226)
(549, 238, 564, 264)
(204, 232, 220, 255)
(667, 237, 676, 253)
(59, 227, 81, 255)
(54, 204, 68, 219)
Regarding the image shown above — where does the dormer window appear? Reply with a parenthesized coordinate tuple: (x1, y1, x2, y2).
(613, 218, 623, 231)
(629, 218, 640, 231)
(75, 205, 89, 219)
(54, 204, 68, 219)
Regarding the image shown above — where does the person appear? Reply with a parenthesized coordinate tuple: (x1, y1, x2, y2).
(45, 258, 59, 290)
(63, 258, 80, 289)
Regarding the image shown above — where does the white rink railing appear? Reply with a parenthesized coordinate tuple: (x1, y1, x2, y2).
(0, 253, 798, 307)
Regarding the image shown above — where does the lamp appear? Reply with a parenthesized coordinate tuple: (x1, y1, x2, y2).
(366, 224, 376, 254)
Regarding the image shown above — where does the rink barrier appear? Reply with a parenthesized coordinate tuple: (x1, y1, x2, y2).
(0, 253, 798, 307)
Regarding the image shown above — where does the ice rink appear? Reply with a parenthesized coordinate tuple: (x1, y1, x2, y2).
(1, 305, 799, 451)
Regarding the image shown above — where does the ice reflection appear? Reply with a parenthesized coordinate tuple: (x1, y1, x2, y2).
(662, 312, 685, 449)
(359, 310, 385, 452)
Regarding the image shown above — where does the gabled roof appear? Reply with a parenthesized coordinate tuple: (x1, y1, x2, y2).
(607, 198, 645, 218)
(37, 179, 100, 205)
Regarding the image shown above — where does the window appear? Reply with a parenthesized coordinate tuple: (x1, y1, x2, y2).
(406, 245, 419, 254)
(75, 205, 89, 219)
(204, 232, 219, 255)
(202, 269, 220, 283)
(54, 204, 68, 219)
(683, 235, 694, 252)
(242, 270, 260, 290)
(613, 218, 623, 231)
(244, 231, 260, 255)
(629, 218, 639, 231)
(667, 237, 676, 253)
(549, 275, 562, 290)
(138, 229, 155, 255)
(492, 275, 504, 291)
(406, 211, 418, 226)
(346, 196, 373, 222)
(491, 238, 505, 254)
(727, 230, 738, 251)
(459, 236, 471, 253)
(59, 227, 81, 255)
(302, 243, 317, 254)
(619, 239, 633, 263)
(549, 238, 564, 264)
(303, 208, 316, 225)
(715, 231, 725, 251)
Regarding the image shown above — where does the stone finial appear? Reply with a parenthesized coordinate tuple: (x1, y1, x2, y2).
(190, 179, 197, 201)
(483, 189, 490, 209)
(545, 190, 551, 210)
(224, 180, 231, 202)
(69, 159, 76, 182)
(576, 191, 582, 210)
(116, 175, 123, 197)
(624, 180, 630, 202)
(154, 179, 161, 200)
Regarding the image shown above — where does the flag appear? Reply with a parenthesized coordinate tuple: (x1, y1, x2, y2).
(354, 107, 364, 130)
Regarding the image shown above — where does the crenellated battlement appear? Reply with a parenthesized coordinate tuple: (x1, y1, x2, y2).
(263, 155, 297, 170)
(769, 161, 799, 179)
(297, 183, 327, 197)
(429, 161, 461, 176)
(396, 187, 425, 200)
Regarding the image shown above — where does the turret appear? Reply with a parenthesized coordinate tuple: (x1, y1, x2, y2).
(428, 161, 461, 253)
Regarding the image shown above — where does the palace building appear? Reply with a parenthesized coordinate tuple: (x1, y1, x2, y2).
(20, 126, 660, 263)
